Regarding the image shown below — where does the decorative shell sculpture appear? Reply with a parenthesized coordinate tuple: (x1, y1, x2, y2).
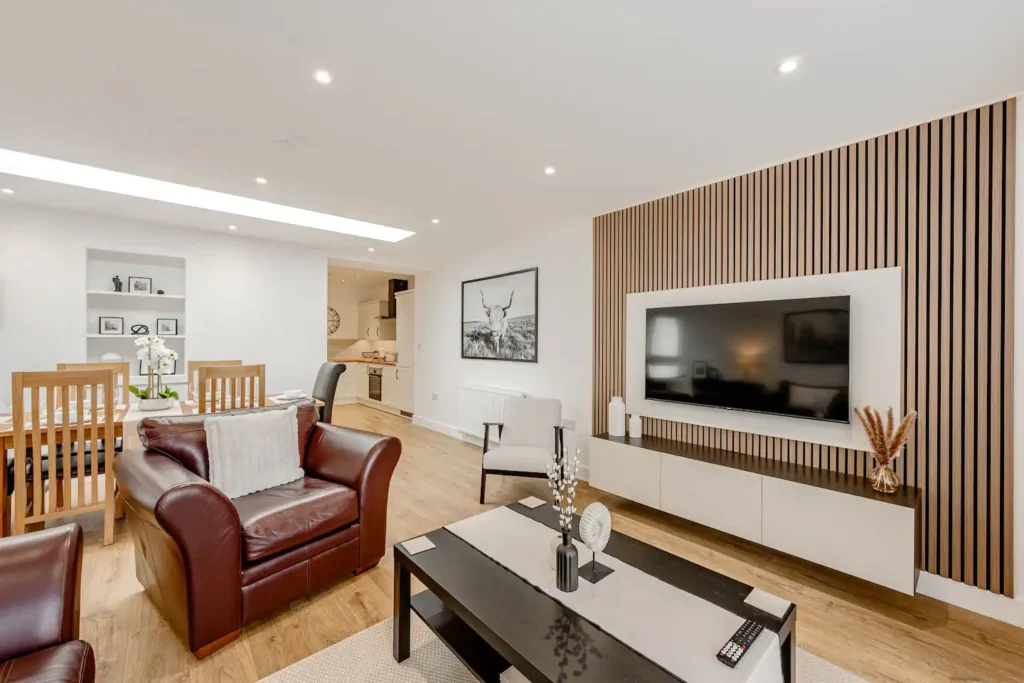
(579, 503, 612, 555)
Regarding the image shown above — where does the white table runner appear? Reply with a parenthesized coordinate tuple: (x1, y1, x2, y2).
(446, 507, 783, 683)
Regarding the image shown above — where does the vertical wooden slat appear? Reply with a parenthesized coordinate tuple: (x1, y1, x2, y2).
(61, 385, 71, 509)
(77, 385, 86, 507)
(1004, 98, 1016, 597)
(989, 102, 1004, 593)
(31, 387, 41, 516)
(964, 108, 978, 586)
(976, 105, 991, 590)
(12, 374, 26, 535)
(952, 113, 965, 582)
(940, 115, 953, 578)
(46, 386, 57, 515)
(90, 384, 99, 506)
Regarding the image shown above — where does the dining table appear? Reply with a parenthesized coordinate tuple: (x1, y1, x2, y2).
(1, 394, 324, 538)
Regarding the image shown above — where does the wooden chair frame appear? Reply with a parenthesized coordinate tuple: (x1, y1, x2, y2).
(11, 369, 117, 544)
(187, 360, 243, 401)
(197, 364, 265, 414)
(56, 361, 130, 408)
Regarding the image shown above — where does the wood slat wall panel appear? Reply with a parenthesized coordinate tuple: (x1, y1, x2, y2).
(592, 99, 1016, 596)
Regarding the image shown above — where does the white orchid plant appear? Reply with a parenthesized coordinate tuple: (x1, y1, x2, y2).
(546, 445, 580, 537)
(130, 335, 179, 400)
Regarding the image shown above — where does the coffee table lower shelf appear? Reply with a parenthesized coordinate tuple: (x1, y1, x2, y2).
(410, 589, 510, 683)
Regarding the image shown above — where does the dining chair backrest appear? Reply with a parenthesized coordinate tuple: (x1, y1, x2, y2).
(187, 360, 243, 400)
(501, 397, 562, 449)
(56, 362, 130, 408)
(11, 369, 116, 538)
(197, 364, 266, 414)
(312, 362, 346, 423)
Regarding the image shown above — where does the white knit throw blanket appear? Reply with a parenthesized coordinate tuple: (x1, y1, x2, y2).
(205, 405, 304, 499)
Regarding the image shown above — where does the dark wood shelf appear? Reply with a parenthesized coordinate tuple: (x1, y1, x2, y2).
(593, 433, 919, 509)
(410, 590, 510, 683)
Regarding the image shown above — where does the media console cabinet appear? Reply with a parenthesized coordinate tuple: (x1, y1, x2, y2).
(589, 433, 920, 595)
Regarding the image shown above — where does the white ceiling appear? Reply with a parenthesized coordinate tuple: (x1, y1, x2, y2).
(1, 0, 1023, 269)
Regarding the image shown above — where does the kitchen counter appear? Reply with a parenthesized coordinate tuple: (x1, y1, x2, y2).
(331, 358, 398, 366)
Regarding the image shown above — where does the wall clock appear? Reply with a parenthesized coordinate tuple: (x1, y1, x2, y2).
(327, 306, 340, 335)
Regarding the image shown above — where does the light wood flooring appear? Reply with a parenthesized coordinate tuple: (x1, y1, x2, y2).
(66, 404, 1024, 682)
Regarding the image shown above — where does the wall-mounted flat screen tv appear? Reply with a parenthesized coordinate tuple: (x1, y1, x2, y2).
(645, 296, 851, 423)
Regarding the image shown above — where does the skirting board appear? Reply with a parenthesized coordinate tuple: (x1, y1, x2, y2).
(916, 572, 1024, 629)
(334, 396, 358, 406)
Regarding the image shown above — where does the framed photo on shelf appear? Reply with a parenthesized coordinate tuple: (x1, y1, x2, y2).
(140, 358, 177, 376)
(156, 318, 178, 335)
(127, 277, 153, 295)
(98, 316, 124, 335)
(692, 360, 708, 379)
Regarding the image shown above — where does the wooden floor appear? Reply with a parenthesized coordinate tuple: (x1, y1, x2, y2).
(67, 404, 1024, 682)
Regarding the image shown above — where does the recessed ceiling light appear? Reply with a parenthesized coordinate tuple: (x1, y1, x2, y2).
(544, 166, 556, 175)
(0, 149, 414, 242)
(254, 176, 268, 185)
(431, 218, 440, 224)
(228, 224, 237, 231)
(368, 247, 375, 252)
(314, 69, 332, 85)
(1, 188, 13, 194)
(778, 58, 800, 74)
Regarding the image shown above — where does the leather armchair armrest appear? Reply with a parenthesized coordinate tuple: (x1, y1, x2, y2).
(0, 524, 83, 661)
(304, 423, 401, 570)
(114, 449, 243, 654)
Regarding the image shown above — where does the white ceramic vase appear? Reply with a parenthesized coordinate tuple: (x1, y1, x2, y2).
(608, 397, 626, 437)
(629, 414, 642, 439)
(138, 397, 175, 411)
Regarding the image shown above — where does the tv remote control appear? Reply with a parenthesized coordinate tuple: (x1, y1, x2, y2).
(716, 619, 763, 668)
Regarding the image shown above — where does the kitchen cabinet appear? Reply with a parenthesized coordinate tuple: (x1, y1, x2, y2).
(395, 290, 415, 365)
(395, 367, 414, 413)
(382, 365, 399, 407)
(357, 300, 396, 341)
(356, 363, 370, 398)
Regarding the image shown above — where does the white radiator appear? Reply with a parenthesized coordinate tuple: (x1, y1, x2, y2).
(457, 384, 528, 442)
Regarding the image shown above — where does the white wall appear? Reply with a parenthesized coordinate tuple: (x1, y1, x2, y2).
(413, 219, 593, 472)
(0, 205, 327, 406)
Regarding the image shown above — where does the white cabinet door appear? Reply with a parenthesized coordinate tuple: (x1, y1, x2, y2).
(396, 367, 414, 413)
(395, 291, 415, 364)
(356, 364, 370, 398)
(357, 303, 375, 340)
(382, 365, 399, 406)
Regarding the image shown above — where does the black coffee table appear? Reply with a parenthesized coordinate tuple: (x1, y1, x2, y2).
(394, 502, 796, 683)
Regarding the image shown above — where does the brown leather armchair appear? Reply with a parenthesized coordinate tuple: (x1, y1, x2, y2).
(0, 524, 95, 683)
(113, 400, 401, 657)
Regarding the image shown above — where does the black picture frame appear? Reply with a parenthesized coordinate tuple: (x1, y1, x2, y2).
(156, 318, 178, 335)
(127, 276, 153, 295)
(98, 316, 124, 335)
(140, 358, 177, 376)
(461, 267, 538, 363)
(783, 309, 850, 364)
(692, 360, 708, 379)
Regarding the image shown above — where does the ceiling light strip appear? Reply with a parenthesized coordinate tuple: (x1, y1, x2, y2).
(0, 149, 414, 242)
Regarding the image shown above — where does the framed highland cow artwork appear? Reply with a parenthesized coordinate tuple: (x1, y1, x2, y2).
(461, 267, 538, 362)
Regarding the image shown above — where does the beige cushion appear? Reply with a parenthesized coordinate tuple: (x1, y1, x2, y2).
(501, 397, 562, 449)
(483, 445, 551, 474)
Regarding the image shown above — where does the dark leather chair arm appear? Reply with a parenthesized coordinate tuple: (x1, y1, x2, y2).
(114, 449, 243, 653)
(0, 524, 83, 662)
(304, 423, 401, 570)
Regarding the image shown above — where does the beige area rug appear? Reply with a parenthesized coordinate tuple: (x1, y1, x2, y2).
(260, 614, 869, 683)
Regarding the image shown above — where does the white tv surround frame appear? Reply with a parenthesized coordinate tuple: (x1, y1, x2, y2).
(625, 267, 902, 452)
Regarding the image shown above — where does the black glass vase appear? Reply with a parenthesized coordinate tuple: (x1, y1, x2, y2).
(556, 531, 578, 592)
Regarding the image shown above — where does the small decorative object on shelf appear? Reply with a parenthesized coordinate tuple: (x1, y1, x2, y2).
(628, 413, 642, 439)
(156, 318, 178, 335)
(131, 335, 179, 410)
(100, 352, 123, 362)
(156, 289, 165, 295)
(546, 441, 580, 592)
(127, 276, 152, 294)
(130, 324, 149, 335)
(112, 275, 123, 292)
(608, 396, 626, 437)
(579, 502, 614, 583)
(855, 405, 918, 494)
(99, 316, 124, 335)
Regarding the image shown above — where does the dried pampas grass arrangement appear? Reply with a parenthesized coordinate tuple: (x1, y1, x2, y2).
(854, 406, 918, 493)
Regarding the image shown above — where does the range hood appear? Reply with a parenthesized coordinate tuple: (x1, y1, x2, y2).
(381, 278, 409, 319)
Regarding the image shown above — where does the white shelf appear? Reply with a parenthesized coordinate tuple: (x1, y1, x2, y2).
(130, 374, 186, 384)
(87, 334, 185, 339)
(87, 290, 185, 300)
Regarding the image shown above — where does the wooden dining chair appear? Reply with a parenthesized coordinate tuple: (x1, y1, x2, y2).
(56, 362, 131, 408)
(187, 360, 242, 401)
(197, 364, 265, 414)
(10, 369, 117, 545)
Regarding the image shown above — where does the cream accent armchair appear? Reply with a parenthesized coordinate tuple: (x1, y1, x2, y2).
(480, 397, 563, 503)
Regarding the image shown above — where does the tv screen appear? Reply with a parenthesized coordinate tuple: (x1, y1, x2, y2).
(645, 296, 850, 423)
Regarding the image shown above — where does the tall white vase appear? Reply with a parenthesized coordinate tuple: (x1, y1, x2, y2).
(608, 397, 626, 437)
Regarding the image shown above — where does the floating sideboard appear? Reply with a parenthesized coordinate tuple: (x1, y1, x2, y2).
(589, 433, 920, 595)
